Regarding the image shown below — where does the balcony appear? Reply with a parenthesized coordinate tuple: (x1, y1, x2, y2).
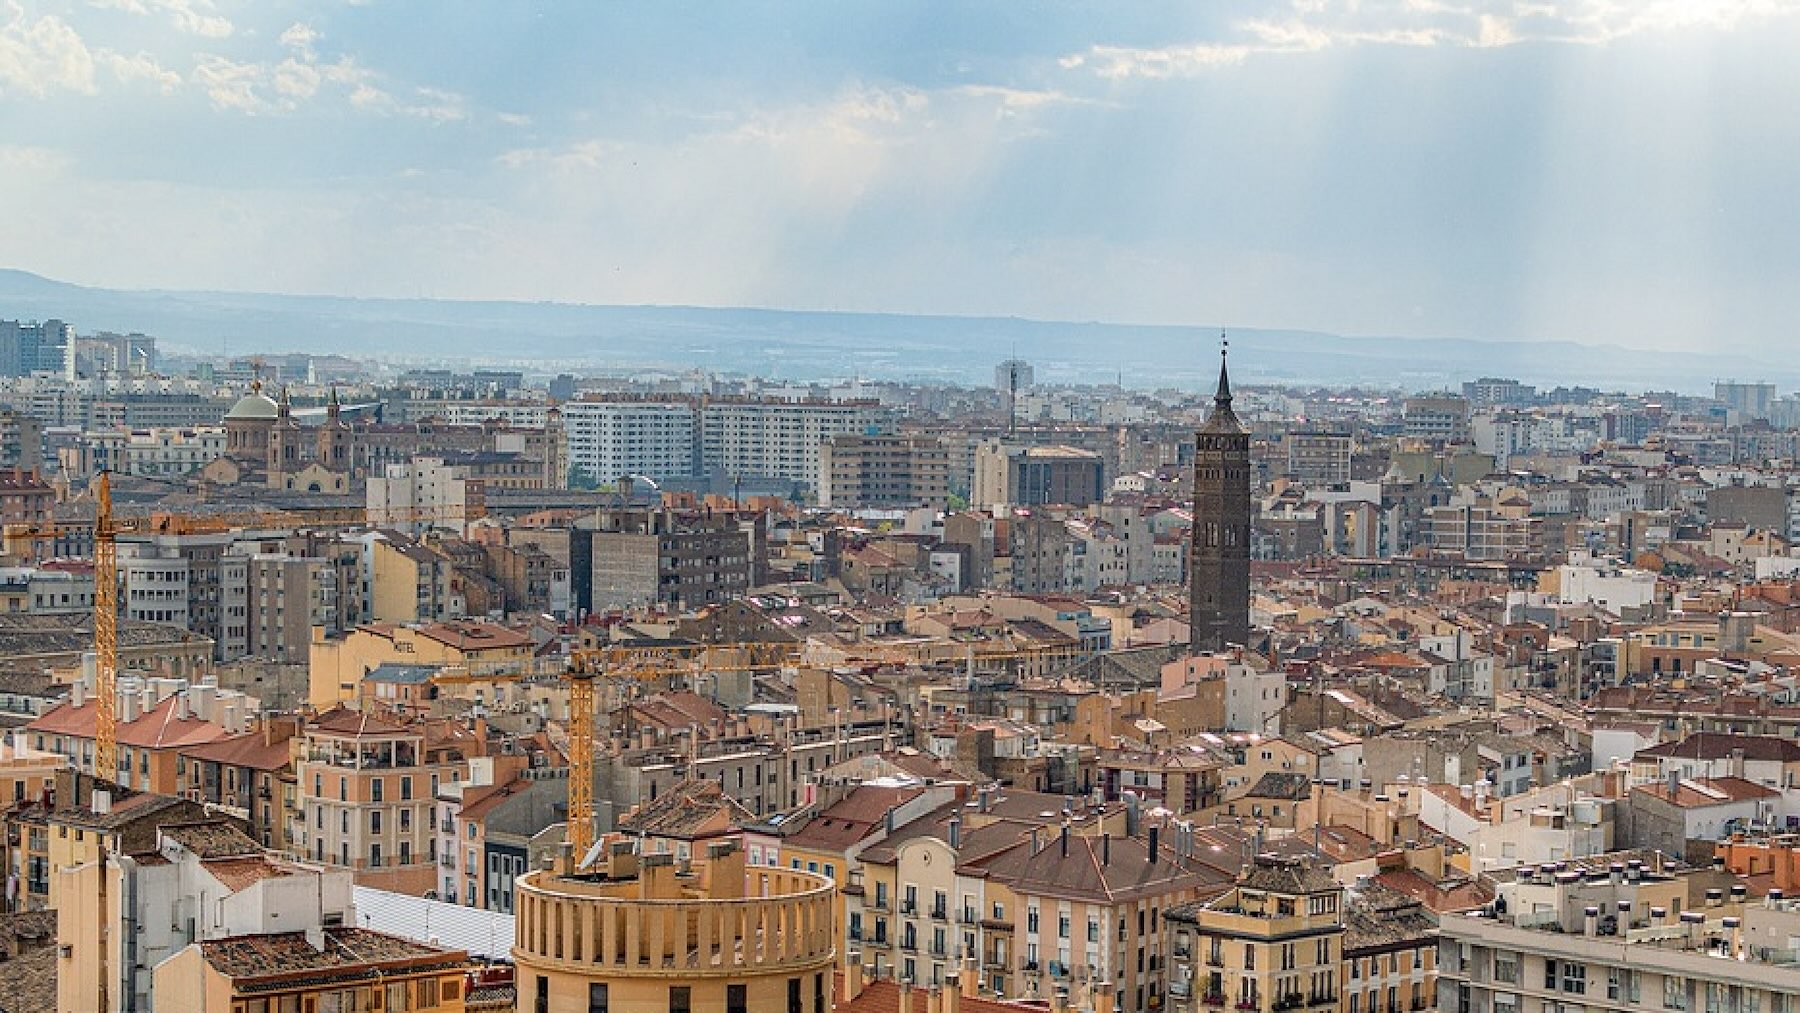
(1311, 997, 1339, 1009)
(931, 906, 948, 921)
(958, 909, 977, 925)
(1200, 996, 1225, 1008)
(901, 901, 918, 916)
(1206, 955, 1226, 968)
(1235, 1000, 1261, 1011)
(900, 939, 918, 953)
(1169, 983, 1192, 1000)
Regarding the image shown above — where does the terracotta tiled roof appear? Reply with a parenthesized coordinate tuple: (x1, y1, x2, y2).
(205, 857, 295, 892)
(416, 621, 533, 651)
(179, 729, 293, 771)
(307, 705, 411, 738)
(785, 786, 926, 853)
(163, 820, 262, 858)
(26, 693, 230, 751)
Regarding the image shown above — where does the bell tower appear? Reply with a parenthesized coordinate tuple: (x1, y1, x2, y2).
(1189, 335, 1251, 652)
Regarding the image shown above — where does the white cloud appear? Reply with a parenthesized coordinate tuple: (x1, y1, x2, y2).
(188, 29, 466, 121)
(95, 0, 232, 37)
(0, 4, 97, 96)
(193, 53, 261, 111)
(98, 49, 180, 93)
(1063, 0, 1800, 78)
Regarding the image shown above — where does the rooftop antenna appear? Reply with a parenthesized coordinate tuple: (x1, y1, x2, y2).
(1007, 347, 1019, 438)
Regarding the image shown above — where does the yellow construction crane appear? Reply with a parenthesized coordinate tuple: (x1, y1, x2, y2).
(556, 638, 1090, 866)
(2, 473, 466, 783)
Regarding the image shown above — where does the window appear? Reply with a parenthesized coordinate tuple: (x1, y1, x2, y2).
(670, 986, 691, 1013)
(372, 778, 384, 802)
(1666, 977, 1688, 1011)
(1059, 914, 1070, 938)
(402, 776, 413, 800)
(1562, 963, 1586, 995)
(816, 973, 826, 1013)
(1610, 970, 1639, 1004)
(727, 985, 746, 1013)
(536, 976, 549, 1013)
(1493, 954, 1518, 985)
(371, 811, 383, 834)
(789, 978, 803, 1013)
(590, 983, 610, 1013)
(1245, 944, 1255, 971)
(1545, 960, 1559, 990)
(1088, 917, 1100, 943)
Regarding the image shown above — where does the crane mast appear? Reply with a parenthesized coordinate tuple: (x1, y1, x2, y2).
(94, 470, 118, 783)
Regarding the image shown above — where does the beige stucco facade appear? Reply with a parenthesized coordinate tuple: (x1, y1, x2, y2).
(513, 841, 835, 1013)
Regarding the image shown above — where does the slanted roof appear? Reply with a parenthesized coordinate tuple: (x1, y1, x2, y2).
(618, 778, 754, 840)
(197, 928, 465, 987)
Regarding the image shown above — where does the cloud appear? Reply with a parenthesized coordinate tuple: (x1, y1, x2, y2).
(1062, 0, 1800, 78)
(190, 23, 466, 120)
(98, 49, 180, 93)
(94, 0, 231, 38)
(0, 4, 97, 96)
(193, 53, 261, 111)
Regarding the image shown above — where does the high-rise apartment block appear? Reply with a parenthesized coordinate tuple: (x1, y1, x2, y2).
(1462, 377, 1536, 407)
(0, 318, 71, 377)
(561, 396, 893, 493)
(818, 433, 951, 509)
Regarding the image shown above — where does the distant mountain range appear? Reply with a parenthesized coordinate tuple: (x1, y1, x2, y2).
(0, 269, 1778, 393)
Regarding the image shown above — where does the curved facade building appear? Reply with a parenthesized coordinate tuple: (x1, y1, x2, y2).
(514, 840, 836, 1013)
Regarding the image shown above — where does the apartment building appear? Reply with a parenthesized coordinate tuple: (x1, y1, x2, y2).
(0, 409, 42, 471)
(1286, 430, 1353, 485)
(1165, 856, 1344, 1013)
(0, 468, 51, 529)
(1437, 859, 1800, 1013)
(984, 826, 1232, 1010)
(819, 432, 953, 509)
(703, 398, 891, 492)
(974, 442, 1106, 511)
(296, 706, 480, 894)
(560, 398, 699, 486)
(367, 455, 486, 532)
(588, 507, 755, 609)
(63, 425, 227, 480)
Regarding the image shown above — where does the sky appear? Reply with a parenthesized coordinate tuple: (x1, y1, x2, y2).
(2, 0, 1799, 353)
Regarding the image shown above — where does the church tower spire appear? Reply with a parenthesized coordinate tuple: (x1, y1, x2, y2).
(1189, 333, 1251, 652)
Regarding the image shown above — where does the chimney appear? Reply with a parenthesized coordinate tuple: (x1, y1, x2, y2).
(1681, 910, 1706, 947)
(979, 786, 991, 813)
(1584, 906, 1599, 937)
(1103, 833, 1111, 866)
(1060, 825, 1069, 858)
(1706, 888, 1723, 908)
(899, 981, 914, 1013)
(1724, 915, 1743, 957)
(945, 970, 962, 1013)
(1149, 826, 1159, 865)
(1096, 985, 1115, 1013)
(948, 816, 962, 851)
(847, 964, 868, 1000)
(1768, 889, 1785, 910)
(91, 789, 112, 816)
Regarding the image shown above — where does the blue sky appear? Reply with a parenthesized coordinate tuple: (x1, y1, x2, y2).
(2, 0, 1798, 353)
